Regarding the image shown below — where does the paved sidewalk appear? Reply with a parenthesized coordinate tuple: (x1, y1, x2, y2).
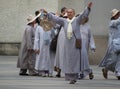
(0, 56, 120, 89)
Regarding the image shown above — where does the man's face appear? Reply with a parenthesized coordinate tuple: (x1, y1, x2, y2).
(30, 20, 36, 27)
(114, 12, 120, 19)
(67, 9, 75, 19)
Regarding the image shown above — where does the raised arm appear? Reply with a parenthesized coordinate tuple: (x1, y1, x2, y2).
(41, 9, 65, 26)
(76, 2, 92, 24)
(47, 12, 65, 26)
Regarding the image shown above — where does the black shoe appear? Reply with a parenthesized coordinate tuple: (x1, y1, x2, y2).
(69, 80, 76, 84)
(89, 72, 94, 80)
(116, 76, 120, 80)
(30, 73, 39, 76)
(56, 74, 61, 78)
(78, 74, 84, 79)
(19, 73, 29, 76)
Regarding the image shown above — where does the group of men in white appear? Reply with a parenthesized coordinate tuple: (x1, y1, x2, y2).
(17, 1, 120, 84)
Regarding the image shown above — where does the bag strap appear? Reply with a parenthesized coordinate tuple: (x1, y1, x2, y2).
(73, 31, 77, 39)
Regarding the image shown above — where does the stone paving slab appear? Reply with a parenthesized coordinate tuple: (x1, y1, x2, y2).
(0, 56, 120, 89)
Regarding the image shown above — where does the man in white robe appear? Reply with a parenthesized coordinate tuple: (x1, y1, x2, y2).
(44, 2, 92, 84)
(54, 7, 67, 77)
(79, 17, 96, 79)
(34, 23, 55, 77)
(17, 15, 38, 76)
(99, 9, 120, 80)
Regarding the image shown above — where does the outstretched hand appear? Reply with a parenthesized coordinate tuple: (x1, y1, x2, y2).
(88, 2, 92, 9)
(40, 9, 47, 14)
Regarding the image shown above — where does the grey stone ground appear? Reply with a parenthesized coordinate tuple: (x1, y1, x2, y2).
(0, 56, 120, 89)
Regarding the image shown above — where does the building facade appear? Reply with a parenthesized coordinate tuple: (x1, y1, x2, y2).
(0, 0, 120, 64)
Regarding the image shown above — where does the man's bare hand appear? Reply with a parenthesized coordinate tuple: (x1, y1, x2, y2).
(40, 9, 47, 14)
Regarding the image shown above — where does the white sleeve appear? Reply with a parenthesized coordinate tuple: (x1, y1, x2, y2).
(109, 17, 120, 27)
(88, 25, 96, 50)
(34, 27, 41, 50)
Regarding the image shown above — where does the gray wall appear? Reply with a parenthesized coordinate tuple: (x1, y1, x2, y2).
(0, 0, 59, 55)
(0, 0, 58, 43)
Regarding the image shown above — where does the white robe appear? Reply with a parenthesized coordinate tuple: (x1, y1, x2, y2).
(47, 7, 90, 81)
(99, 17, 120, 76)
(80, 23, 96, 77)
(54, 27, 65, 69)
(17, 25, 36, 75)
(34, 25, 53, 73)
(34, 25, 44, 70)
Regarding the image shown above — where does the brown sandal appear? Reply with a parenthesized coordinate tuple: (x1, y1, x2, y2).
(89, 72, 94, 80)
(102, 68, 108, 79)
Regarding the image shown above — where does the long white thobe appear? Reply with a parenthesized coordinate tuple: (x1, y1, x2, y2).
(47, 7, 90, 74)
(17, 25, 36, 74)
(99, 17, 120, 75)
(80, 23, 96, 76)
(34, 25, 55, 74)
(54, 27, 65, 70)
